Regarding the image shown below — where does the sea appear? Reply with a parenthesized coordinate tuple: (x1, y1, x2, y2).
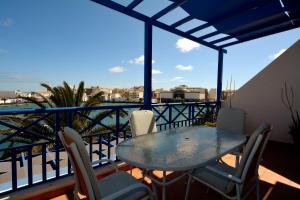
(0, 102, 188, 130)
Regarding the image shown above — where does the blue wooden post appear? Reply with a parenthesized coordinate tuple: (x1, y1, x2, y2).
(216, 49, 224, 107)
(144, 22, 153, 110)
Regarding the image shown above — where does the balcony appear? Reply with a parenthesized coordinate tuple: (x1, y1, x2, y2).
(1, 102, 300, 199)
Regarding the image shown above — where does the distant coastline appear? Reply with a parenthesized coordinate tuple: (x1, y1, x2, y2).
(0, 102, 141, 110)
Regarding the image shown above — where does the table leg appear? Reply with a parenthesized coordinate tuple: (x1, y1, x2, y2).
(162, 170, 166, 200)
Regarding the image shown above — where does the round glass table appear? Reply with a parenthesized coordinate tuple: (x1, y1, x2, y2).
(116, 126, 246, 200)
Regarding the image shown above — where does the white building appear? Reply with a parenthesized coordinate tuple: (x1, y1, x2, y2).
(158, 85, 207, 102)
(128, 91, 143, 101)
(0, 91, 17, 104)
(184, 92, 205, 100)
(111, 93, 126, 102)
(208, 88, 217, 100)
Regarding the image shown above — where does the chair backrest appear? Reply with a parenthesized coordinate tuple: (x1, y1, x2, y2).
(241, 124, 271, 190)
(217, 108, 245, 135)
(58, 127, 101, 200)
(129, 110, 157, 137)
(226, 123, 271, 193)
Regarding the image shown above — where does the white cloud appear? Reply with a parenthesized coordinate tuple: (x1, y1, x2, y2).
(171, 76, 184, 81)
(176, 38, 200, 53)
(175, 64, 193, 71)
(269, 49, 286, 60)
(152, 69, 162, 75)
(129, 55, 155, 65)
(109, 66, 126, 73)
(0, 18, 13, 27)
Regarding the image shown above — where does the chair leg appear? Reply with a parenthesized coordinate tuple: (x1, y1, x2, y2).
(151, 182, 158, 200)
(184, 175, 193, 200)
(235, 154, 240, 168)
(236, 184, 241, 200)
(256, 179, 260, 200)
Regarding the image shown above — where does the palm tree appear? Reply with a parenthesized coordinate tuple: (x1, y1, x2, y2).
(0, 81, 113, 147)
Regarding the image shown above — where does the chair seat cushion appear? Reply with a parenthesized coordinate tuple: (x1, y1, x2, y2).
(98, 171, 148, 200)
(193, 161, 237, 193)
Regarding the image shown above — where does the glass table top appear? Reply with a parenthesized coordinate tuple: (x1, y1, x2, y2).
(116, 126, 246, 171)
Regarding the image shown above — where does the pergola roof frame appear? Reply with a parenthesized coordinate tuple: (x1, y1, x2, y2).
(91, 0, 300, 51)
(91, 0, 226, 52)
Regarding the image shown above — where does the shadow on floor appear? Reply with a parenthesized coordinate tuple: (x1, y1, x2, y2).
(262, 141, 300, 184)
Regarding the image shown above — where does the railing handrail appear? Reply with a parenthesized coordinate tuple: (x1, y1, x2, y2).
(0, 101, 216, 115)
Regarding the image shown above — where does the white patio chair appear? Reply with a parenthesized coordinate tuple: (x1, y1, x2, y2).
(128, 110, 158, 196)
(217, 107, 245, 166)
(129, 110, 157, 137)
(185, 123, 271, 200)
(58, 127, 153, 200)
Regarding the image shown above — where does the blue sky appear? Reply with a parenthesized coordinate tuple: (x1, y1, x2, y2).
(0, 0, 299, 92)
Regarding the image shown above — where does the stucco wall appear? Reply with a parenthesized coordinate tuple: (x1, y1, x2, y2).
(223, 40, 300, 143)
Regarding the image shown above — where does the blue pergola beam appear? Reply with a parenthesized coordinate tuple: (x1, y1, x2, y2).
(144, 22, 152, 109)
(219, 18, 300, 48)
(170, 15, 193, 28)
(198, 30, 220, 40)
(185, 22, 210, 35)
(210, 35, 232, 45)
(216, 49, 223, 106)
(151, 0, 188, 20)
(127, 0, 143, 10)
(91, 0, 224, 51)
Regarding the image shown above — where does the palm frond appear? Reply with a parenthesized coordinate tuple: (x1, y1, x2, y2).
(75, 81, 85, 106)
(18, 96, 46, 109)
(63, 81, 75, 106)
(30, 92, 55, 107)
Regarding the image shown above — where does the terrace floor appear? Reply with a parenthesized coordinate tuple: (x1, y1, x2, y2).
(49, 141, 300, 200)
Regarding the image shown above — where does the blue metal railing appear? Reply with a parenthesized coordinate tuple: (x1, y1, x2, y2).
(0, 102, 217, 195)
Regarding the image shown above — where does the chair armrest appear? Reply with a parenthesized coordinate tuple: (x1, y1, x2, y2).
(205, 166, 242, 184)
(102, 183, 152, 200)
(91, 159, 119, 172)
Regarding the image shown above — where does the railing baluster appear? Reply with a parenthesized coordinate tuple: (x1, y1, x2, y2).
(116, 109, 120, 145)
(99, 135, 102, 164)
(55, 112, 60, 178)
(11, 148, 17, 191)
(67, 111, 72, 174)
(42, 143, 47, 181)
(168, 105, 172, 129)
(89, 137, 93, 162)
(27, 146, 33, 186)
(107, 133, 111, 159)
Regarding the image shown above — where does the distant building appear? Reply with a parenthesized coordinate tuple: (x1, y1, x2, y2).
(208, 88, 217, 101)
(0, 91, 17, 104)
(128, 91, 143, 102)
(85, 86, 113, 101)
(111, 93, 126, 102)
(158, 85, 208, 103)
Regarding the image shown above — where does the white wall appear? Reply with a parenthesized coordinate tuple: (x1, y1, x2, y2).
(160, 92, 173, 99)
(185, 92, 205, 100)
(224, 40, 300, 143)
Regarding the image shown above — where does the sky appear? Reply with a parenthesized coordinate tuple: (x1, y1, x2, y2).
(0, 0, 299, 92)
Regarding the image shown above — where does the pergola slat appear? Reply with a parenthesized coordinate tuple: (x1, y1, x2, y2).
(127, 0, 143, 10)
(151, 0, 188, 20)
